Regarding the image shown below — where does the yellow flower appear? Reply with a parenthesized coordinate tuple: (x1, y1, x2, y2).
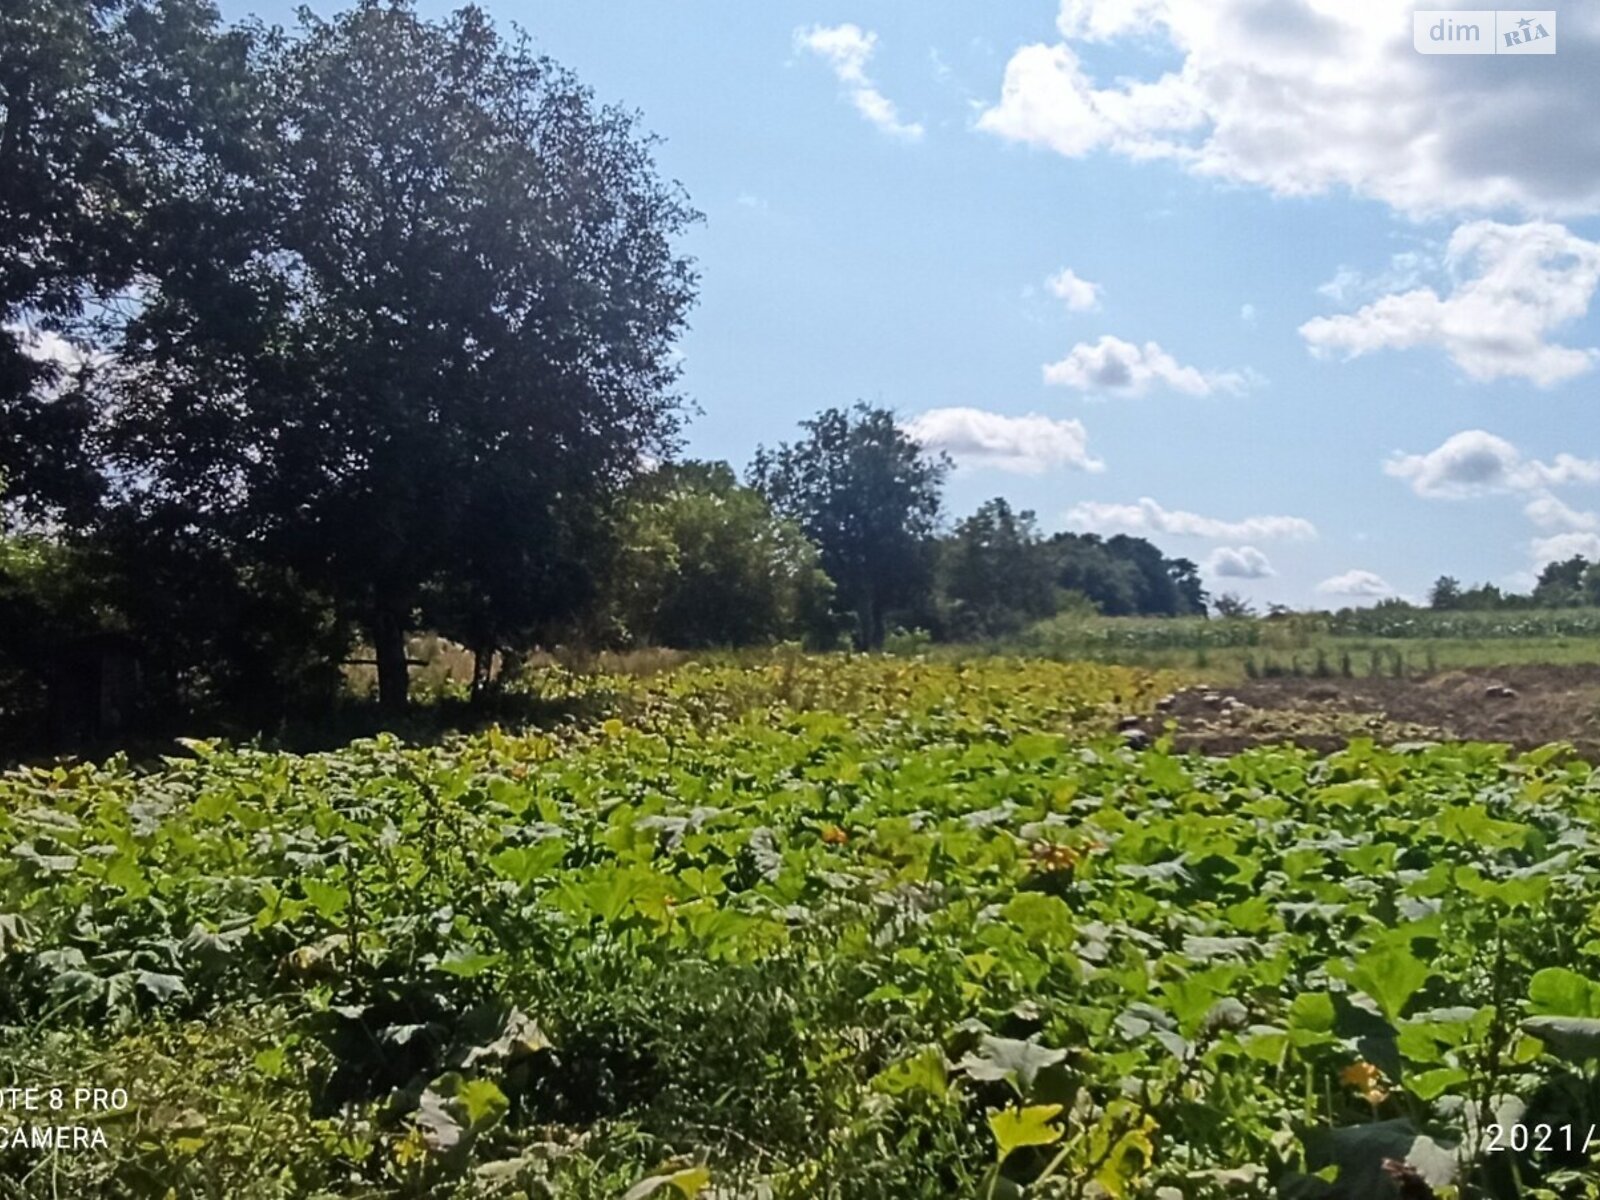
(1031, 842, 1081, 872)
(1339, 1060, 1389, 1105)
(393, 1128, 429, 1168)
(821, 824, 849, 846)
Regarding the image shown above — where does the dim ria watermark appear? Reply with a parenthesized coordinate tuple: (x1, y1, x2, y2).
(1415, 9, 1555, 53)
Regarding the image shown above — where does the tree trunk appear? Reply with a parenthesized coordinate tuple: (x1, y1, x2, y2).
(856, 592, 881, 651)
(372, 601, 410, 712)
(470, 642, 495, 701)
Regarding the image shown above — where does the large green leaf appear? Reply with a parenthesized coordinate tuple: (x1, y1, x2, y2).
(988, 1104, 1064, 1162)
(455, 1078, 509, 1130)
(623, 1166, 711, 1200)
(487, 839, 567, 886)
(1522, 1016, 1600, 1063)
(1346, 944, 1430, 1023)
(872, 1046, 948, 1099)
(1527, 967, 1600, 1018)
(959, 1036, 1069, 1096)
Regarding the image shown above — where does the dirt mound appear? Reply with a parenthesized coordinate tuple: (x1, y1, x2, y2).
(1128, 665, 1600, 761)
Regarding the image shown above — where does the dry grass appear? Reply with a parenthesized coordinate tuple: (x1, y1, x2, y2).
(342, 635, 689, 698)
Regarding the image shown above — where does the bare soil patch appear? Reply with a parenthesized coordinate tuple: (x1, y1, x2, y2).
(1131, 664, 1600, 761)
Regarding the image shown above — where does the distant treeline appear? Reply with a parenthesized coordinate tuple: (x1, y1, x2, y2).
(0, 1, 1203, 752)
(1, 399, 1206, 749)
(1428, 560, 1600, 611)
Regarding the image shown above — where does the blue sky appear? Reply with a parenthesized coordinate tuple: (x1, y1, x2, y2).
(219, 0, 1600, 608)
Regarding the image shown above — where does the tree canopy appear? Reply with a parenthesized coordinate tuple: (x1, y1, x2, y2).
(751, 404, 947, 649)
(1428, 558, 1600, 612)
(602, 462, 835, 650)
(940, 498, 1058, 638)
(1, 0, 246, 523)
(29, 0, 699, 710)
(1048, 531, 1207, 618)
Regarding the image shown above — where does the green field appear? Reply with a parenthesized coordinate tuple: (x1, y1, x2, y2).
(5, 656, 1600, 1198)
(996, 611, 1600, 679)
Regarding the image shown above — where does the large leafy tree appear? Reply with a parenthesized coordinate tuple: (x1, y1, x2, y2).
(1, 0, 282, 739)
(1533, 555, 1590, 608)
(0, 0, 236, 524)
(1049, 533, 1144, 616)
(1, 0, 125, 521)
(1104, 534, 1206, 616)
(105, 1, 698, 708)
(940, 497, 1058, 638)
(1428, 576, 1463, 610)
(751, 404, 946, 649)
(601, 461, 836, 651)
(1166, 551, 1208, 615)
(1046, 531, 1208, 617)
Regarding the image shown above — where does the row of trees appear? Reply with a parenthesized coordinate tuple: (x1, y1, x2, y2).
(529, 404, 1212, 653)
(1429, 557, 1600, 611)
(0, 0, 1206, 752)
(937, 499, 1207, 636)
(614, 408, 1209, 652)
(3, 389, 1207, 743)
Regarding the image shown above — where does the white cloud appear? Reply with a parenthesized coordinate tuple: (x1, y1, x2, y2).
(7, 324, 96, 373)
(1385, 430, 1600, 499)
(5, 324, 107, 401)
(1043, 334, 1248, 396)
(1065, 497, 1316, 541)
(1316, 252, 1430, 307)
(1239, 303, 1257, 326)
(1206, 545, 1274, 579)
(1316, 270, 1362, 308)
(904, 407, 1104, 474)
(977, 2, 1600, 218)
(1317, 569, 1393, 598)
(977, 42, 1202, 160)
(1046, 267, 1101, 311)
(1531, 532, 1600, 565)
(796, 24, 924, 140)
(1301, 222, 1600, 386)
(1525, 494, 1600, 532)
